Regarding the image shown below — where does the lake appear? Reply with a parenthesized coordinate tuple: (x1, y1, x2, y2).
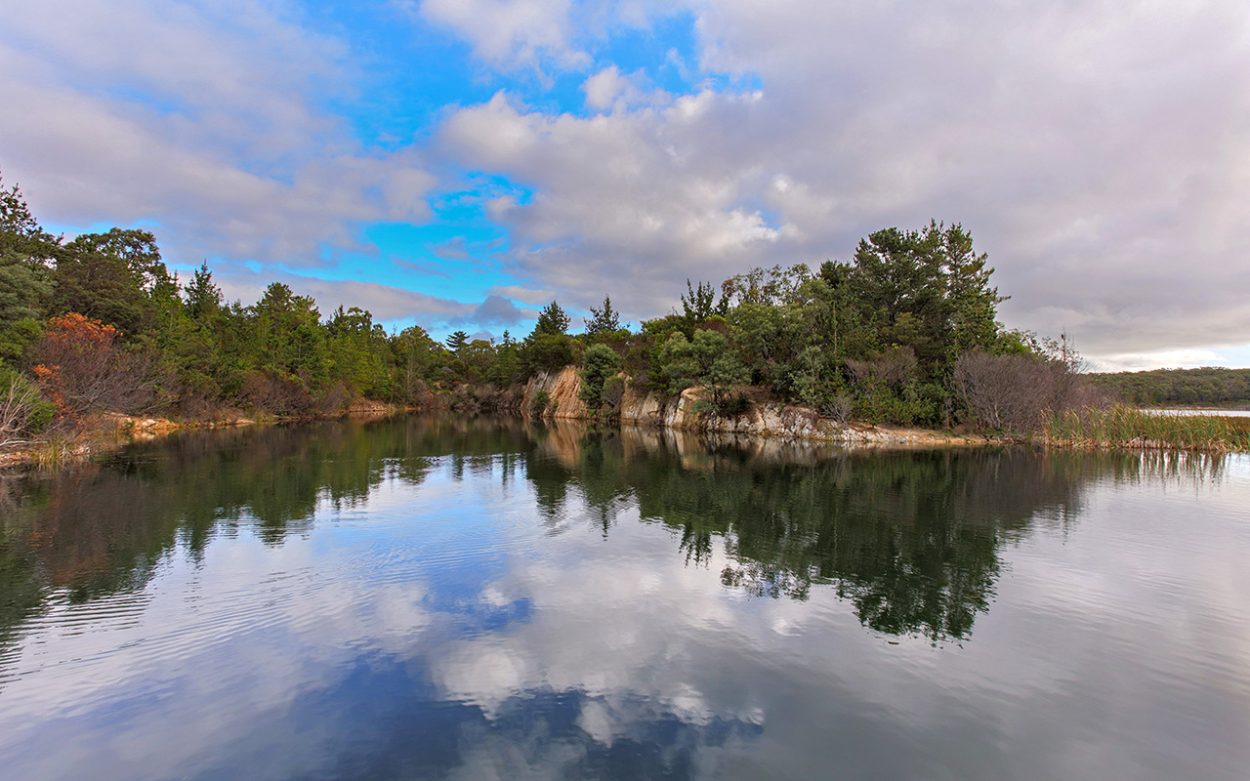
(1, 417, 1248, 780)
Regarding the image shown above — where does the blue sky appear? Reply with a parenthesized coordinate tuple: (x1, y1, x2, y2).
(2, 0, 1248, 369)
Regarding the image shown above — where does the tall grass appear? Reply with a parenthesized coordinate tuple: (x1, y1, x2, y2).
(1044, 405, 1250, 452)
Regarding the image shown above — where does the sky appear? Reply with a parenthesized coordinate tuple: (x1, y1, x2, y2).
(1, 0, 1247, 371)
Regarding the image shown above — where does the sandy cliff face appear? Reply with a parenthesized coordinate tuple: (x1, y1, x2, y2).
(523, 367, 981, 447)
(521, 366, 589, 420)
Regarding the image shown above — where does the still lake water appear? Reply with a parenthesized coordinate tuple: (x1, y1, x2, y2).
(1, 417, 1248, 780)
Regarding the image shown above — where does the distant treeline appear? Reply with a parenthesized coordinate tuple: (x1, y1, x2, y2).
(1089, 368, 1250, 408)
(2, 167, 1099, 446)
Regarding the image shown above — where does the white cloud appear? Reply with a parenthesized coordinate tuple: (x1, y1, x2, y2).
(433, 0, 1250, 363)
(582, 65, 662, 112)
(420, 0, 590, 72)
(488, 284, 554, 304)
(0, 0, 436, 265)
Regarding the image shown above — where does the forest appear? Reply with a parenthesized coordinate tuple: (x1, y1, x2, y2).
(1088, 368, 1250, 408)
(1, 169, 1097, 449)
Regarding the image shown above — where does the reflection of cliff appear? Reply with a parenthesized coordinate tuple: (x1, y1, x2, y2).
(524, 425, 1230, 641)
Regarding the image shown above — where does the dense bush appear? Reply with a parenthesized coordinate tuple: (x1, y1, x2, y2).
(954, 350, 1105, 434)
(579, 343, 622, 412)
(0, 365, 54, 447)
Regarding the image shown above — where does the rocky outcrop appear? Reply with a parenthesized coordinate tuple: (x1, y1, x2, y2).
(523, 366, 986, 448)
(521, 366, 590, 420)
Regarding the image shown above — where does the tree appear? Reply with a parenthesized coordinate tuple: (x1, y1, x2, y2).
(533, 301, 570, 336)
(184, 262, 223, 323)
(445, 330, 469, 352)
(524, 333, 576, 375)
(53, 228, 172, 334)
(247, 283, 329, 389)
(940, 224, 1003, 359)
(393, 325, 445, 400)
(585, 296, 622, 336)
(0, 174, 56, 358)
(848, 225, 946, 364)
(653, 329, 749, 413)
(680, 279, 725, 323)
(327, 306, 390, 398)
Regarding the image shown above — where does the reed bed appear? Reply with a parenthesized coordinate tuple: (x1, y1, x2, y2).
(1044, 405, 1250, 452)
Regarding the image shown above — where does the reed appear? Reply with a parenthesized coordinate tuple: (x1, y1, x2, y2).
(1044, 405, 1250, 452)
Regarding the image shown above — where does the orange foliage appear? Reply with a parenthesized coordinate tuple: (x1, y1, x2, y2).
(33, 313, 154, 417)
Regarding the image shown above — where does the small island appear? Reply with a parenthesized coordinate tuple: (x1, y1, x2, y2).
(3, 176, 1245, 464)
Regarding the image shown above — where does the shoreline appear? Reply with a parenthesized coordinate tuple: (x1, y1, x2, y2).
(0, 403, 411, 471)
(6, 391, 1248, 473)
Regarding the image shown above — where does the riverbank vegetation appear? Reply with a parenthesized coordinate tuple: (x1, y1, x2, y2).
(1044, 406, 1250, 452)
(2, 169, 1246, 457)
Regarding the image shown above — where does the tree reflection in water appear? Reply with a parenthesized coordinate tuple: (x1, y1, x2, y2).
(0, 416, 1230, 654)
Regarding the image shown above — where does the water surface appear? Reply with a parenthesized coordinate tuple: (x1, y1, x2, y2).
(1, 418, 1247, 780)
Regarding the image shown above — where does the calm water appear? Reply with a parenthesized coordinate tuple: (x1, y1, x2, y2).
(1, 418, 1248, 781)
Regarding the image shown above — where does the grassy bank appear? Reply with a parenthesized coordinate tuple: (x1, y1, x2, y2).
(1044, 405, 1250, 452)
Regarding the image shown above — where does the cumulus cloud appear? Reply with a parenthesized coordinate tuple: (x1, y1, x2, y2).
(419, 0, 590, 72)
(0, 0, 436, 265)
(212, 269, 471, 323)
(434, 0, 1250, 361)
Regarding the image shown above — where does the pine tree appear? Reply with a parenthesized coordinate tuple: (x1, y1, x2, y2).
(585, 296, 622, 335)
(533, 301, 570, 336)
(184, 262, 223, 323)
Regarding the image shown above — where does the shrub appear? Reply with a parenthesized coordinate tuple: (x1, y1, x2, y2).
(240, 370, 315, 416)
(32, 313, 164, 416)
(530, 389, 550, 418)
(579, 343, 622, 411)
(652, 329, 749, 413)
(953, 350, 1106, 434)
(601, 375, 626, 410)
(1, 365, 54, 448)
(523, 333, 577, 376)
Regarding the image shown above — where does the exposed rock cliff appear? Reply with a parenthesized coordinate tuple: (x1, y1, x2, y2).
(521, 366, 589, 420)
(523, 366, 984, 447)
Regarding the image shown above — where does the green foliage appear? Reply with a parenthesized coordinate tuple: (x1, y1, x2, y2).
(584, 296, 623, 336)
(579, 343, 622, 411)
(184, 262, 223, 323)
(533, 301, 570, 336)
(680, 279, 726, 324)
(530, 389, 550, 417)
(0, 175, 56, 333)
(0, 364, 54, 441)
(0, 317, 42, 365)
(653, 329, 749, 414)
(53, 228, 173, 335)
(523, 333, 577, 375)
